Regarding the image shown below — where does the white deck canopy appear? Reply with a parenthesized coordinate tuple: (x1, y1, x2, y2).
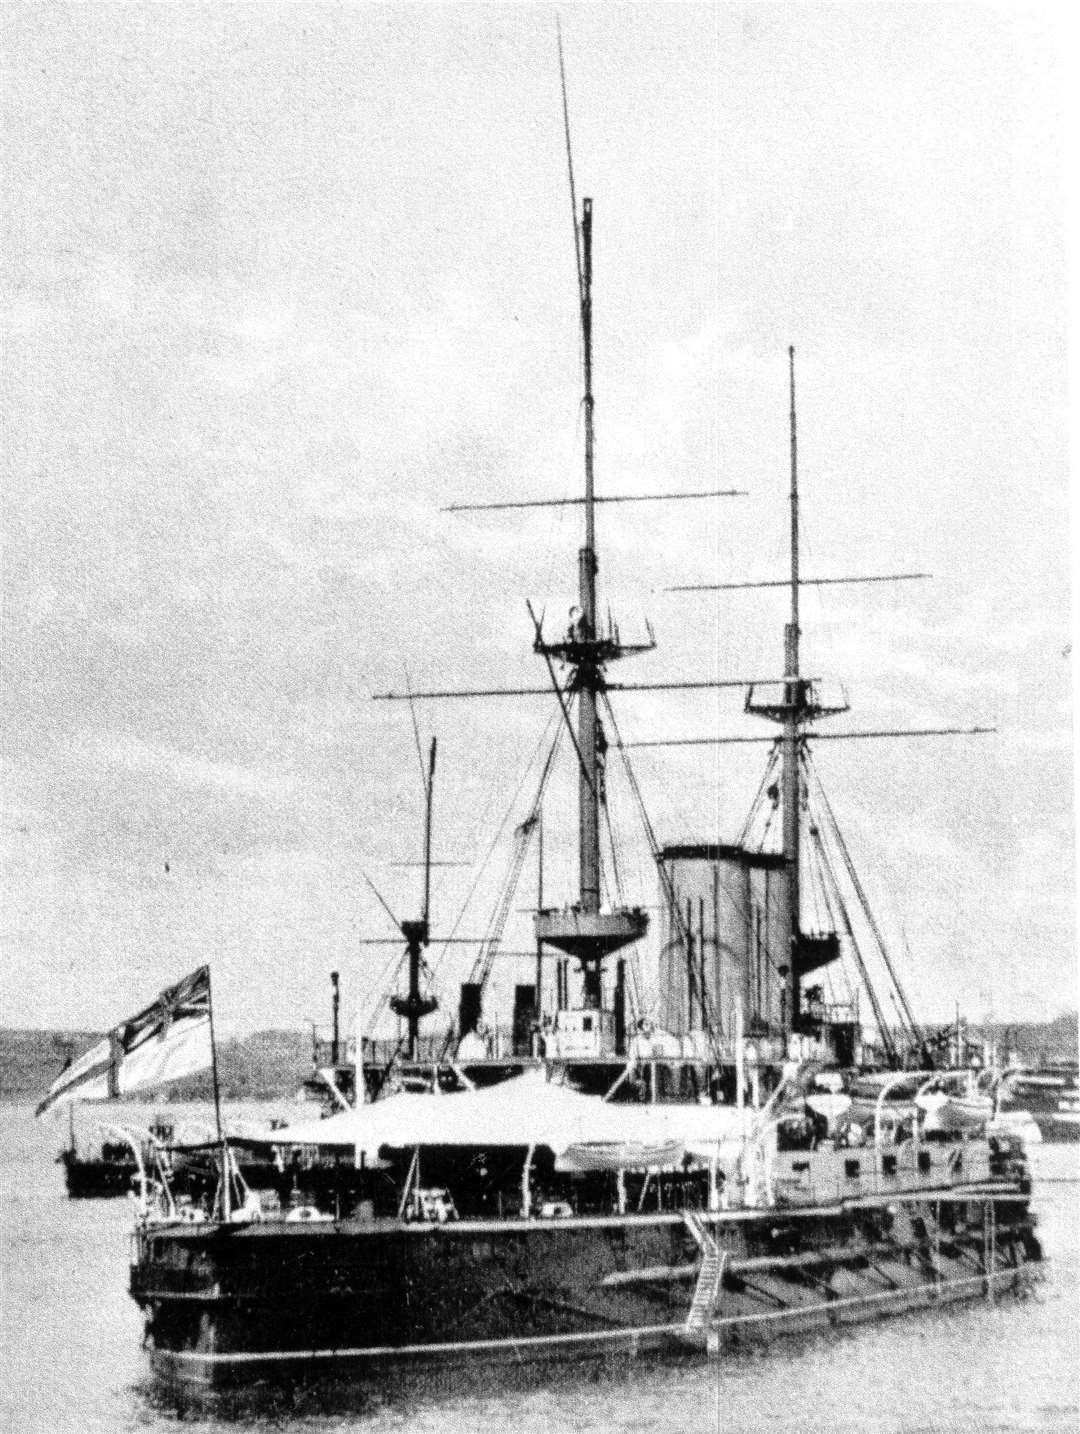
(257, 1070, 757, 1166)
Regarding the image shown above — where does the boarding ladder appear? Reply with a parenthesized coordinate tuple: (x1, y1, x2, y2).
(683, 1212, 727, 1341)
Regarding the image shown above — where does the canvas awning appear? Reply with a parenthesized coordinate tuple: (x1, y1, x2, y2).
(256, 1070, 756, 1163)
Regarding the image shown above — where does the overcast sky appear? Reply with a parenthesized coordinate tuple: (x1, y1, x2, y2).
(1, 3, 1071, 1039)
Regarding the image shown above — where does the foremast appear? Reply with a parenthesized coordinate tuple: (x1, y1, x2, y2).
(534, 198, 650, 1009)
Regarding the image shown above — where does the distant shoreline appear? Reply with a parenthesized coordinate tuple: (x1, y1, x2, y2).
(1, 1026, 313, 1103)
(4, 1014, 1076, 1105)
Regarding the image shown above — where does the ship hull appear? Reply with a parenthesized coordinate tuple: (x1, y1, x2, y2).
(1003, 1108, 1080, 1144)
(60, 1150, 136, 1199)
(131, 1185, 1042, 1397)
(1000, 1069, 1080, 1143)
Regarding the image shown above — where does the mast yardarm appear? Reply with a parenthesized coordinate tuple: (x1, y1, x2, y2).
(744, 348, 846, 1032)
(532, 198, 650, 997)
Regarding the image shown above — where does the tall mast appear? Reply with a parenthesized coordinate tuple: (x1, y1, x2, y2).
(782, 345, 802, 1031)
(391, 738, 439, 1059)
(533, 197, 649, 1013)
(577, 198, 600, 914)
(745, 346, 839, 1033)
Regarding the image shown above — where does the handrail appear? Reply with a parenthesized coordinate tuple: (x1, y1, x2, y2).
(872, 1069, 936, 1146)
(96, 1122, 173, 1218)
(734, 1061, 806, 1205)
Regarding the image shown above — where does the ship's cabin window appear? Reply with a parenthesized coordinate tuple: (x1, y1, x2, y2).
(882, 1153, 898, 1177)
(918, 1150, 932, 1174)
(582, 1016, 593, 1033)
(844, 1158, 861, 1179)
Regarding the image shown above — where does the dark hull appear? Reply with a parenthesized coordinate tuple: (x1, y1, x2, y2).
(57, 1150, 307, 1201)
(1001, 1070, 1080, 1142)
(60, 1151, 136, 1199)
(1030, 1114, 1080, 1144)
(1001, 1105, 1080, 1144)
(131, 1184, 1042, 1396)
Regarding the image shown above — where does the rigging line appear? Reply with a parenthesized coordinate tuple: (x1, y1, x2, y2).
(603, 766, 633, 919)
(805, 821, 831, 934)
(359, 868, 401, 934)
(402, 664, 429, 800)
(804, 748, 922, 1047)
(556, 15, 583, 303)
(525, 598, 597, 796)
(445, 490, 746, 512)
(430, 706, 566, 983)
(808, 813, 890, 1052)
(758, 803, 778, 852)
(602, 793, 622, 905)
(369, 1033, 412, 1099)
(450, 712, 565, 999)
(614, 728, 800, 1026)
(451, 822, 540, 1054)
(601, 693, 724, 1062)
(473, 770, 549, 975)
(452, 719, 568, 1040)
(623, 725, 783, 974)
(805, 727, 995, 742)
(623, 726, 994, 747)
(602, 762, 646, 1023)
(668, 572, 932, 592)
(422, 737, 437, 927)
(373, 676, 817, 700)
(808, 820, 894, 1060)
(624, 742, 701, 870)
(804, 746, 917, 1042)
(737, 740, 782, 847)
(357, 945, 411, 1039)
(556, 14, 582, 322)
(364, 948, 413, 1045)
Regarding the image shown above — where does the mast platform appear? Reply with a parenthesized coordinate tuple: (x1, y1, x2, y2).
(535, 905, 648, 961)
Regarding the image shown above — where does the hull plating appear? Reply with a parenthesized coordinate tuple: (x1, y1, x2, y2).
(131, 1188, 1042, 1394)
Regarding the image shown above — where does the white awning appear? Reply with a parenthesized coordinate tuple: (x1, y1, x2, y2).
(257, 1070, 756, 1161)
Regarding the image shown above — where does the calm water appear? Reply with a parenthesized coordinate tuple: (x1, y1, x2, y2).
(2, 1102, 1078, 1434)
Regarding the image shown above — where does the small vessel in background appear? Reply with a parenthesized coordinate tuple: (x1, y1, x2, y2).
(999, 1062, 1080, 1143)
(55, 1114, 164, 1200)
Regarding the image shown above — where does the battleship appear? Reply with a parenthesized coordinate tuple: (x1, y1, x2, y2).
(121, 172, 1044, 1398)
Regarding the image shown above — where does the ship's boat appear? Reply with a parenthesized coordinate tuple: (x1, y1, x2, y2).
(844, 1071, 995, 1140)
(998, 1063, 1080, 1143)
(119, 147, 1042, 1397)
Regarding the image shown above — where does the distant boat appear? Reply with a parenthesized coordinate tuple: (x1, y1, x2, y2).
(57, 1131, 143, 1200)
(999, 1063, 1080, 1143)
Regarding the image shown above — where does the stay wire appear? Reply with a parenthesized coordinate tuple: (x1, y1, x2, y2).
(430, 701, 568, 985)
(804, 747, 923, 1046)
(808, 817, 894, 1060)
(602, 693, 725, 1063)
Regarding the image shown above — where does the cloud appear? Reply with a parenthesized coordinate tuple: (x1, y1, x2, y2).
(0, 4, 1070, 1032)
(89, 736, 297, 802)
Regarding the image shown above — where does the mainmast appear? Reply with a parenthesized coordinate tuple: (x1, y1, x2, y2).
(577, 197, 600, 914)
(533, 197, 650, 1011)
(782, 345, 802, 1030)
